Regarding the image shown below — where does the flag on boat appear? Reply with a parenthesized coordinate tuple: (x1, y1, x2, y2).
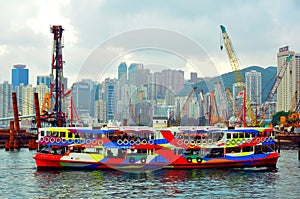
(236, 91, 244, 98)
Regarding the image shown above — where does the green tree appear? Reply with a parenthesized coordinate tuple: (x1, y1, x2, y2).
(271, 111, 289, 127)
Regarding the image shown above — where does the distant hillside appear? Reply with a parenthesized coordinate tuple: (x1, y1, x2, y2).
(190, 66, 277, 102)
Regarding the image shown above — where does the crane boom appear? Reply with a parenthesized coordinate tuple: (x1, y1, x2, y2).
(220, 25, 244, 84)
(225, 88, 240, 119)
(174, 87, 197, 126)
(260, 54, 293, 115)
(221, 25, 257, 126)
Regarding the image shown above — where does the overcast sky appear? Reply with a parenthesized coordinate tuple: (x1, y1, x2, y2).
(0, 0, 299, 86)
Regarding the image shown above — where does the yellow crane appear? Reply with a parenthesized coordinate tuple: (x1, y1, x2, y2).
(220, 25, 256, 126)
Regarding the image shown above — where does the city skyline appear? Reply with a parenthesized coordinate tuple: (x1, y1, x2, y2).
(0, 1, 300, 86)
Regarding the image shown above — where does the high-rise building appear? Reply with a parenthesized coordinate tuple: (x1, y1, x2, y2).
(128, 63, 144, 86)
(72, 81, 91, 116)
(12, 64, 29, 87)
(22, 85, 34, 116)
(155, 69, 184, 98)
(0, 81, 13, 125)
(14, 83, 25, 114)
(95, 99, 106, 123)
(245, 70, 262, 105)
(36, 83, 50, 110)
(276, 46, 300, 112)
(37, 75, 51, 88)
(190, 72, 198, 83)
(118, 62, 127, 84)
(104, 78, 117, 121)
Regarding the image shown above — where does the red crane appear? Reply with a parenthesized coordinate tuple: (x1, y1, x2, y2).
(49, 25, 66, 127)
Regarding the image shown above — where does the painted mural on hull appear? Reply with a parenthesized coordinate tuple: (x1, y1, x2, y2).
(33, 125, 279, 171)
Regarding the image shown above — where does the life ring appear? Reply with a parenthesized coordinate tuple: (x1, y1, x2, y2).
(123, 139, 129, 145)
(135, 140, 140, 145)
(98, 139, 103, 145)
(148, 140, 154, 145)
(178, 140, 183, 146)
(40, 137, 44, 142)
(86, 139, 91, 144)
(140, 158, 146, 163)
(92, 139, 98, 145)
(184, 139, 189, 145)
(260, 137, 265, 142)
(56, 137, 62, 143)
(75, 139, 81, 144)
(62, 139, 67, 144)
(68, 139, 74, 144)
(142, 139, 147, 145)
(129, 140, 135, 145)
(80, 139, 85, 144)
(178, 135, 183, 140)
(44, 136, 50, 143)
(190, 140, 195, 146)
(202, 139, 207, 145)
(208, 139, 213, 145)
(186, 157, 193, 163)
(117, 139, 123, 145)
(50, 137, 56, 143)
(196, 140, 201, 146)
(240, 138, 246, 144)
(255, 137, 261, 143)
(230, 139, 236, 146)
(129, 157, 135, 163)
(196, 157, 202, 163)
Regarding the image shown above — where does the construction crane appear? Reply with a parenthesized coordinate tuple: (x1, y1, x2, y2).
(39, 25, 67, 127)
(225, 88, 241, 124)
(172, 87, 197, 126)
(220, 25, 255, 126)
(258, 54, 293, 124)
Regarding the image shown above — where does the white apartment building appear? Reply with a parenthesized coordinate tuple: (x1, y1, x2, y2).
(245, 70, 262, 105)
(276, 46, 300, 112)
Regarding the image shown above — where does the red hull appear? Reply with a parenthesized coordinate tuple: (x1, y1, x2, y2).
(33, 153, 279, 170)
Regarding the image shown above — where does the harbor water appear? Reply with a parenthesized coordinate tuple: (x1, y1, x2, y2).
(0, 149, 299, 199)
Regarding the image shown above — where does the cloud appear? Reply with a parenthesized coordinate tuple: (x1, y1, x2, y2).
(1, 0, 300, 86)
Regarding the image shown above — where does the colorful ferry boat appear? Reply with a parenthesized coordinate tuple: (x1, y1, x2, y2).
(33, 126, 279, 171)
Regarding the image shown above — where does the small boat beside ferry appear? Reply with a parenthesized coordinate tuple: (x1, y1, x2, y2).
(33, 126, 279, 171)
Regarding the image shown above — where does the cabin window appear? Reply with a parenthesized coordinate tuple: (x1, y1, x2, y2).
(96, 148, 103, 154)
(242, 146, 253, 152)
(68, 132, 73, 139)
(239, 133, 244, 139)
(226, 147, 240, 153)
(206, 148, 223, 157)
(258, 132, 262, 137)
(60, 132, 66, 138)
(233, 133, 238, 138)
(245, 133, 250, 138)
(268, 144, 275, 152)
(52, 131, 58, 136)
(40, 131, 45, 137)
(47, 131, 52, 136)
(227, 133, 231, 139)
(251, 132, 255, 137)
